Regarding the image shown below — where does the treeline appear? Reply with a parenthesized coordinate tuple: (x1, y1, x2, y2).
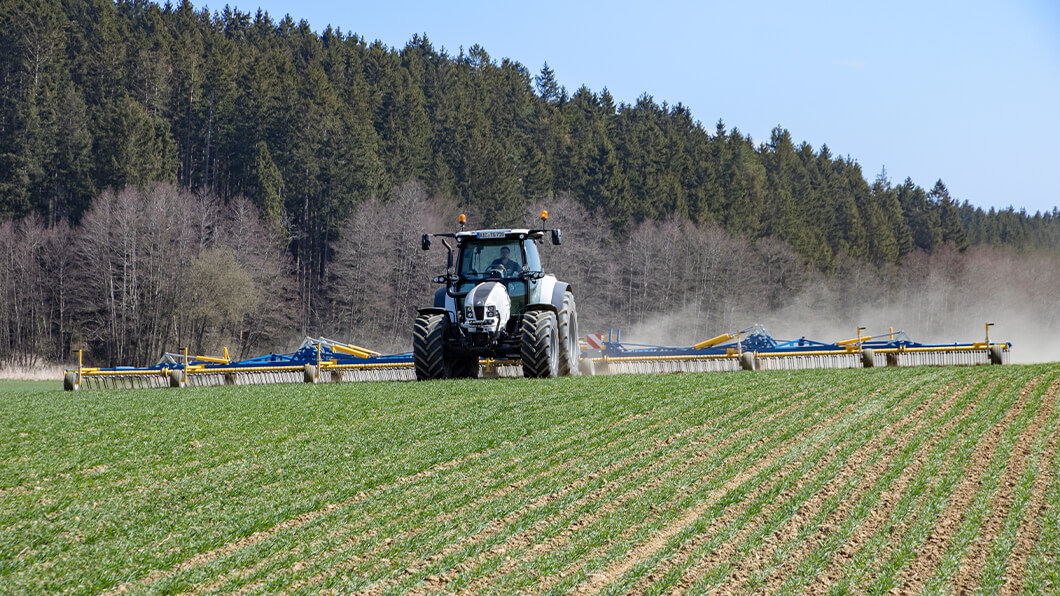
(4, 184, 1058, 367)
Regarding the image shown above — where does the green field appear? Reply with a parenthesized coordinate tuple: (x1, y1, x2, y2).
(1, 366, 1058, 594)
(0, 379, 61, 396)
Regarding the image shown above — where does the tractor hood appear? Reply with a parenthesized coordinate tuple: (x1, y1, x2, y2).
(462, 281, 511, 336)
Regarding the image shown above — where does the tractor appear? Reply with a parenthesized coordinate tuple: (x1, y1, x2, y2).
(414, 212, 580, 379)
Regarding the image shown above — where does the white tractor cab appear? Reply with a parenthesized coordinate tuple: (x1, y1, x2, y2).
(415, 212, 581, 379)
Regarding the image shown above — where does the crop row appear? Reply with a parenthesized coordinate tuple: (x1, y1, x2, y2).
(1, 365, 1057, 594)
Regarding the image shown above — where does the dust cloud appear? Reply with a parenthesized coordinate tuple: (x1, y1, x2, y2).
(616, 247, 1060, 364)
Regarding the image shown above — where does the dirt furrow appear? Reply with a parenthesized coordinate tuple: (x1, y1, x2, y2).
(465, 393, 863, 595)
(805, 373, 1042, 595)
(998, 381, 1060, 595)
(747, 376, 994, 595)
(188, 412, 677, 594)
(303, 388, 828, 595)
(224, 387, 816, 594)
(682, 378, 971, 594)
(624, 378, 954, 595)
(195, 410, 679, 595)
(565, 392, 879, 595)
(946, 377, 1058, 594)
(103, 406, 640, 595)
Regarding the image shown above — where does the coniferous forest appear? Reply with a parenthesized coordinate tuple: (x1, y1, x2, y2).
(2, 0, 1059, 366)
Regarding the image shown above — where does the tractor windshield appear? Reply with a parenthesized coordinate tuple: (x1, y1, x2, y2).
(458, 240, 523, 280)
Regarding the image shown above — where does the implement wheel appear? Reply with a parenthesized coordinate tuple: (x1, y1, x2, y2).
(739, 352, 756, 371)
(989, 346, 1004, 365)
(557, 292, 580, 376)
(861, 349, 876, 368)
(521, 310, 559, 378)
(169, 370, 186, 388)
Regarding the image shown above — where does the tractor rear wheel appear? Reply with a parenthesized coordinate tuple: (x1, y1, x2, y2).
(557, 292, 580, 376)
(521, 310, 559, 378)
(413, 313, 459, 380)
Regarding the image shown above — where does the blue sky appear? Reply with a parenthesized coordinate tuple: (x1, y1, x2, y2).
(236, 0, 1060, 214)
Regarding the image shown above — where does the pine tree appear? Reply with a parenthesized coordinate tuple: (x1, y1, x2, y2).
(250, 141, 283, 227)
(534, 62, 561, 105)
(930, 179, 969, 250)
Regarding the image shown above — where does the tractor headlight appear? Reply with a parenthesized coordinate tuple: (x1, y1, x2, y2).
(465, 305, 474, 319)
(486, 305, 497, 318)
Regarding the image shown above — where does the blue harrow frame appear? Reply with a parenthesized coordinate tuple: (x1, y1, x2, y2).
(587, 324, 1011, 375)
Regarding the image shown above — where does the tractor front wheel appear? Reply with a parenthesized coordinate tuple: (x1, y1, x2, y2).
(413, 313, 460, 380)
(521, 310, 559, 378)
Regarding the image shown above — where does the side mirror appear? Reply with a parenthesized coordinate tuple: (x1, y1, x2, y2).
(551, 229, 562, 246)
(421, 234, 431, 251)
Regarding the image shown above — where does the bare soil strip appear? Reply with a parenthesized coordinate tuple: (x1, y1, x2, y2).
(192, 407, 685, 594)
(803, 372, 1043, 595)
(998, 381, 1060, 595)
(689, 378, 973, 594)
(103, 406, 627, 595)
(622, 378, 955, 595)
(462, 391, 868, 595)
(746, 376, 994, 595)
(307, 388, 832, 595)
(191, 412, 667, 592)
(565, 389, 885, 595)
(214, 386, 817, 594)
(946, 378, 1059, 594)
(893, 376, 1055, 594)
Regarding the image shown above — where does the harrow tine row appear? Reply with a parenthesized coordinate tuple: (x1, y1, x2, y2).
(756, 353, 861, 371)
(585, 324, 1011, 377)
(184, 371, 303, 387)
(78, 374, 169, 391)
(322, 367, 416, 383)
(597, 357, 742, 375)
(888, 349, 996, 368)
(479, 363, 525, 378)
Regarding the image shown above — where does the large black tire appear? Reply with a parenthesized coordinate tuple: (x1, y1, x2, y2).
(413, 313, 458, 380)
(521, 310, 559, 378)
(557, 292, 580, 376)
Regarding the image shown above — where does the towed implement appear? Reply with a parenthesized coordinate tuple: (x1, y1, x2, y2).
(63, 337, 416, 391)
(63, 323, 1012, 390)
(582, 323, 1011, 375)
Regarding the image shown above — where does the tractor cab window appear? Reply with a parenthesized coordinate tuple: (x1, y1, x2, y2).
(523, 239, 542, 272)
(458, 240, 522, 280)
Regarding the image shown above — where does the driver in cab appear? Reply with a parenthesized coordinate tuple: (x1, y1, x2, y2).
(489, 246, 520, 277)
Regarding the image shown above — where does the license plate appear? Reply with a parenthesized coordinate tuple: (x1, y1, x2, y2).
(477, 231, 506, 239)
